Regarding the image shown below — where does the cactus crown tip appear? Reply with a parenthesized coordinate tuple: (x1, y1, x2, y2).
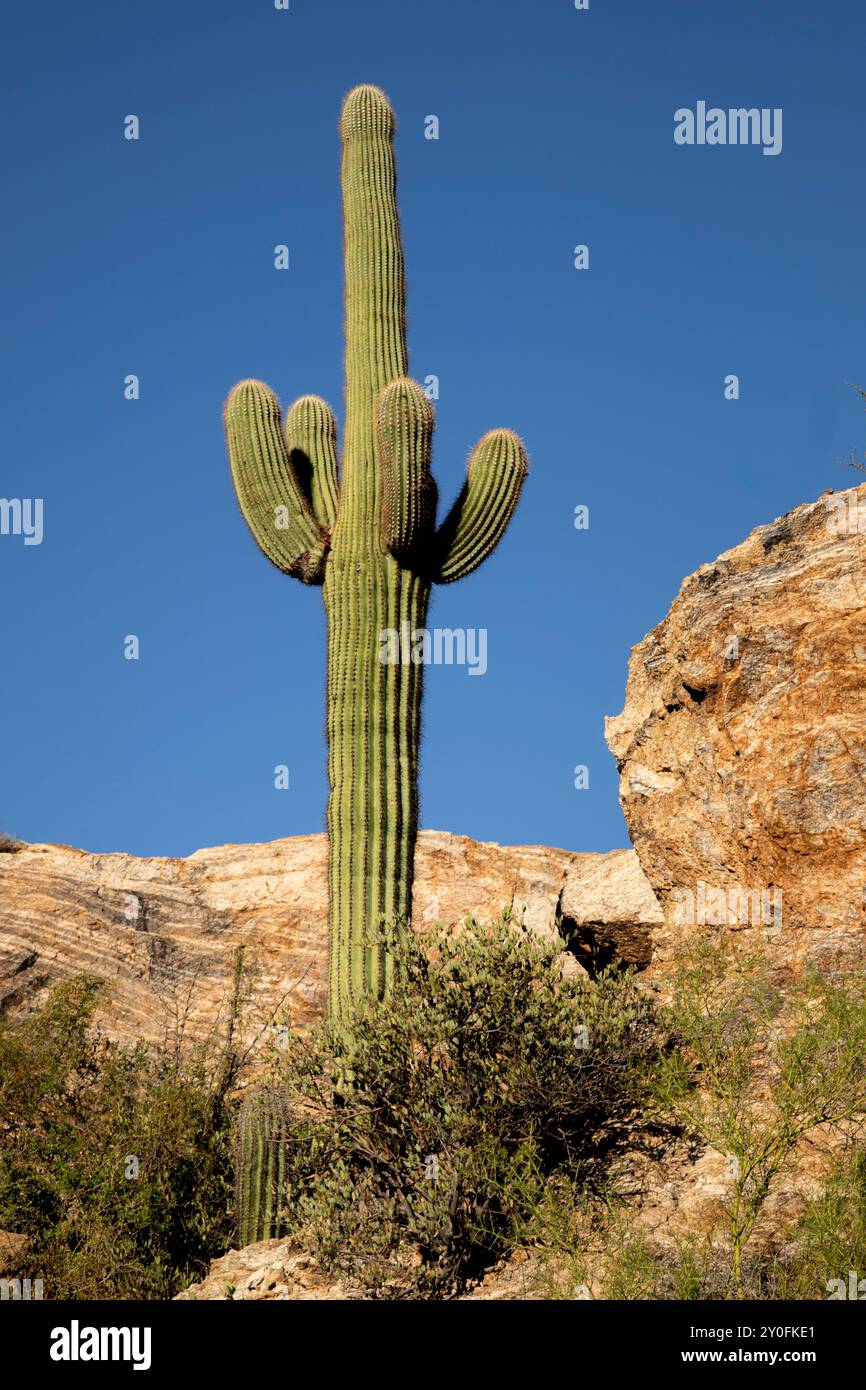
(223, 377, 270, 418)
(481, 426, 528, 455)
(340, 84, 394, 141)
(228, 377, 269, 398)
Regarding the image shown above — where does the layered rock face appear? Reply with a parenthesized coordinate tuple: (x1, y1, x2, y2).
(0, 832, 661, 1048)
(606, 481, 866, 970)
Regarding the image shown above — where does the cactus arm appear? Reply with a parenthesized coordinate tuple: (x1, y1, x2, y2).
(432, 429, 528, 584)
(284, 395, 340, 532)
(224, 379, 328, 583)
(375, 378, 437, 562)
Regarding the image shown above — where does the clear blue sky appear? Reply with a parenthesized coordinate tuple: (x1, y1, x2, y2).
(3, 0, 864, 857)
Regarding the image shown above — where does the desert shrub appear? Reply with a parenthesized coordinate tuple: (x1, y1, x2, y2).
(0, 975, 238, 1299)
(773, 1145, 866, 1300)
(547, 1205, 712, 1300)
(651, 940, 866, 1298)
(532, 1145, 866, 1301)
(529, 942, 866, 1302)
(0, 833, 24, 852)
(530, 1180, 780, 1301)
(262, 914, 659, 1297)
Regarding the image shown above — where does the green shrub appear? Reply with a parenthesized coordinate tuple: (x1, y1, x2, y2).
(774, 1146, 866, 1299)
(532, 1146, 866, 1302)
(651, 941, 866, 1298)
(528, 940, 866, 1302)
(0, 975, 238, 1299)
(6, 928, 865, 1302)
(259, 914, 658, 1297)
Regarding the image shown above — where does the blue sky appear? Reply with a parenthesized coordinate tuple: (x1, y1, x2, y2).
(3, 0, 864, 858)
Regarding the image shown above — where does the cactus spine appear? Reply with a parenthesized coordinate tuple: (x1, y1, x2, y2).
(224, 86, 527, 1026)
(235, 1088, 293, 1247)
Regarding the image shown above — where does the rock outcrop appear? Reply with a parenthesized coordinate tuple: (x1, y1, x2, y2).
(606, 482, 866, 973)
(560, 848, 663, 969)
(0, 832, 661, 1049)
(174, 1237, 542, 1301)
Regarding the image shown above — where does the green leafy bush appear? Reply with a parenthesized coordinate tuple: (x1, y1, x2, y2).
(776, 1146, 866, 1299)
(258, 914, 658, 1297)
(651, 941, 866, 1297)
(531, 1144, 866, 1302)
(0, 975, 238, 1299)
(6, 928, 865, 1302)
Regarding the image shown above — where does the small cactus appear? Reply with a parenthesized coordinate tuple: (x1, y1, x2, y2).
(235, 1087, 293, 1247)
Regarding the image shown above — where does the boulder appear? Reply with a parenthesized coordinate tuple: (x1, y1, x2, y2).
(606, 481, 866, 972)
(559, 848, 663, 969)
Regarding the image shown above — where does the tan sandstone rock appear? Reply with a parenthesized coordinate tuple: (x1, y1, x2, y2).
(0, 832, 659, 1050)
(0, 1230, 30, 1276)
(560, 847, 663, 968)
(605, 481, 866, 973)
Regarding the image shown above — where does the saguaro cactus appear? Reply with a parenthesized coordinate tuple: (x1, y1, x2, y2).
(235, 1087, 293, 1247)
(224, 86, 527, 1025)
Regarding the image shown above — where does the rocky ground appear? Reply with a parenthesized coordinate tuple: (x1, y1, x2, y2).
(174, 1238, 544, 1301)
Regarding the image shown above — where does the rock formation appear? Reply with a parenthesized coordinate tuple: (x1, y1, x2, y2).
(174, 1237, 541, 1301)
(0, 832, 661, 1049)
(606, 481, 866, 974)
(560, 848, 663, 969)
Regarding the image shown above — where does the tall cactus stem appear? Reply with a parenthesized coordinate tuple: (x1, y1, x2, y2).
(224, 84, 528, 1028)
